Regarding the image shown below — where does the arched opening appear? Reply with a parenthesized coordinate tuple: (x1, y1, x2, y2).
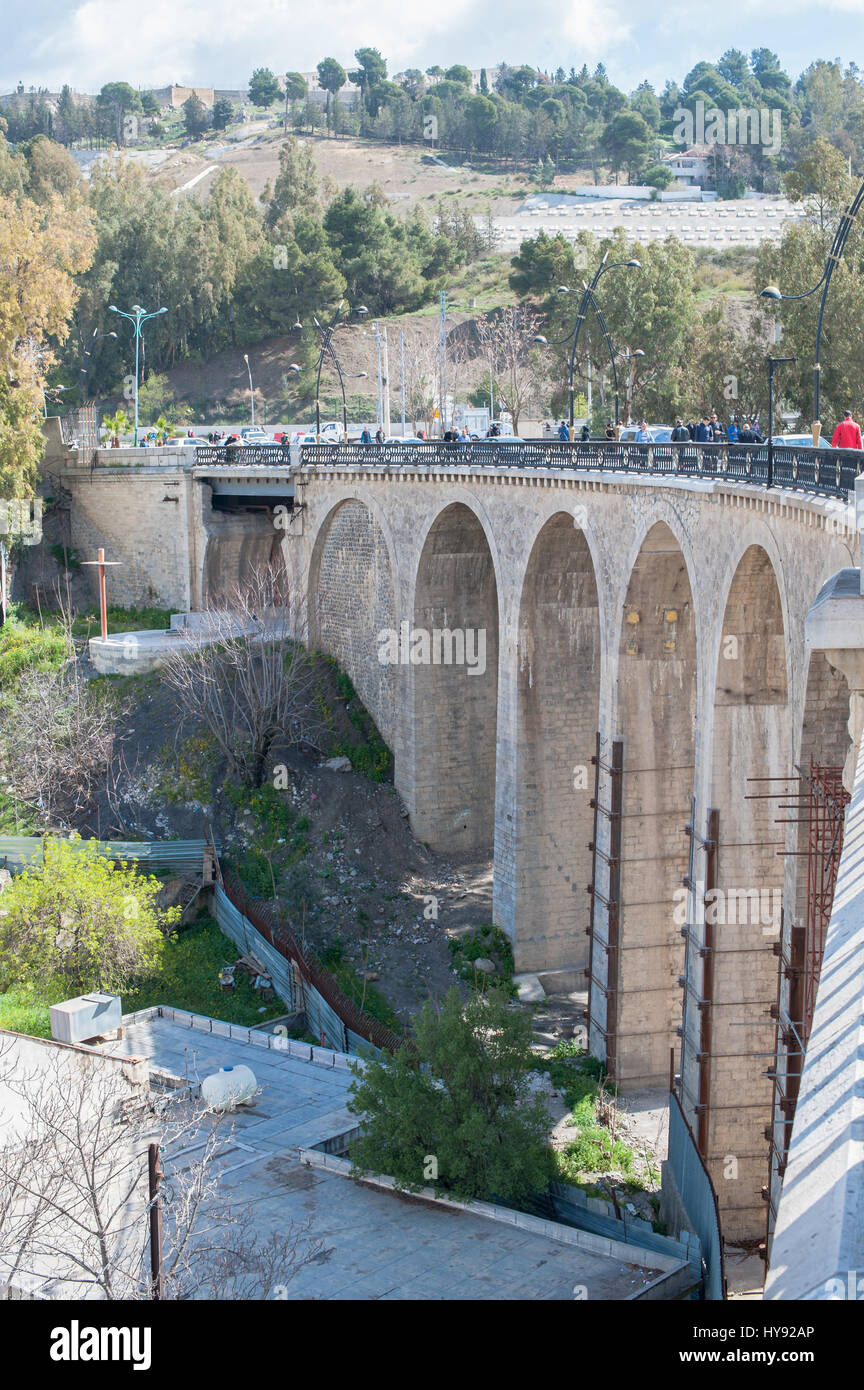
(412, 503, 499, 852)
(514, 514, 601, 973)
(610, 521, 698, 1088)
(308, 498, 398, 748)
(703, 545, 790, 1241)
(203, 514, 283, 603)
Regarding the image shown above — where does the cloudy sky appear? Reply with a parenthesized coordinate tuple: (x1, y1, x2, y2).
(3, 0, 861, 96)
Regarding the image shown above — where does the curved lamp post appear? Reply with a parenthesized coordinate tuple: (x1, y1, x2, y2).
(760, 181, 864, 440)
(79, 328, 117, 407)
(243, 353, 255, 427)
(108, 303, 168, 445)
(532, 254, 641, 439)
(293, 301, 368, 441)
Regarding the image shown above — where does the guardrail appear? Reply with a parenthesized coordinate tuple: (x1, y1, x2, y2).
(289, 439, 864, 501)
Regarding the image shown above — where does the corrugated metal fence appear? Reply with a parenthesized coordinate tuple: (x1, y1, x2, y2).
(0, 836, 218, 876)
(215, 877, 403, 1058)
(668, 1089, 726, 1300)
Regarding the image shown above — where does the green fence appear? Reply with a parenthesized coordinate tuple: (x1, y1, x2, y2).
(0, 837, 217, 876)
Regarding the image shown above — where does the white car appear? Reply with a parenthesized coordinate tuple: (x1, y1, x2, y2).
(239, 426, 269, 442)
(771, 433, 832, 450)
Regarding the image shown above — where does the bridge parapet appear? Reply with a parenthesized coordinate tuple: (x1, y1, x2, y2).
(295, 440, 863, 501)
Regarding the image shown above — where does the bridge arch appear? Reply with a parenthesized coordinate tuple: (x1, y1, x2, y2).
(411, 500, 500, 852)
(606, 518, 700, 1087)
(701, 544, 791, 1237)
(512, 511, 602, 972)
(307, 495, 400, 750)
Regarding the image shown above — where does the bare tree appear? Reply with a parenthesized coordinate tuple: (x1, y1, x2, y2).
(476, 306, 546, 435)
(161, 565, 325, 788)
(399, 326, 440, 435)
(1, 661, 132, 831)
(0, 1038, 327, 1300)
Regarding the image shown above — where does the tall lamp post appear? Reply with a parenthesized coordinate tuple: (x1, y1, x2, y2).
(580, 287, 644, 427)
(759, 178, 864, 443)
(531, 253, 641, 438)
(79, 328, 117, 407)
(108, 303, 168, 446)
(243, 353, 255, 427)
(293, 301, 368, 441)
(766, 354, 798, 488)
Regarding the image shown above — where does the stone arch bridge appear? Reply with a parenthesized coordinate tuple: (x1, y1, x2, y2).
(59, 439, 863, 1244)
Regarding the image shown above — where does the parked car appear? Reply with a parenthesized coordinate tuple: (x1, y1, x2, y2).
(239, 426, 269, 442)
(771, 433, 832, 449)
(165, 435, 204, 448)
(618, 424, 674, 443)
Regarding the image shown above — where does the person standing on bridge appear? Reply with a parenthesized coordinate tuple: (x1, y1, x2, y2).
(832, 409, 863, 450)
(694, 415, 712, 442)
(557, 419, 569, 441)
(671, 419, 690, 442)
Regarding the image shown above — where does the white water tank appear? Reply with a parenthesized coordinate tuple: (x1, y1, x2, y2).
(200, 1064, 257, 1112)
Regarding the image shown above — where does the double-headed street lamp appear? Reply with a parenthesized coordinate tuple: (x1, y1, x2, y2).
(79, 328, 117, 407)
(532, 252, 642, 439)
(760, 176, 864, 441)
(288, 300, 368, 441)
(108, 303, 168, 445)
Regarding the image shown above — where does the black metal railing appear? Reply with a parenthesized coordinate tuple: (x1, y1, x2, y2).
(295, 439, 863, 500)
(193, 442, 293, 467)
(188, 439, 864, 501)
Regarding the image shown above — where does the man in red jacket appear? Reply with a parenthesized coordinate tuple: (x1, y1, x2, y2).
(832, 409, 863, 449)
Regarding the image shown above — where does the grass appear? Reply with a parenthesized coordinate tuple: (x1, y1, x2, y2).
(318, 936, 400, 1030)
(537, 1040, 640, 1188)
(0, 917, 286, 1039)
(448, 924, 517, 998)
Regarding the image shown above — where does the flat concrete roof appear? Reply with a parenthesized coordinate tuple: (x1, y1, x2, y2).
(106, 1016, 664, 1300)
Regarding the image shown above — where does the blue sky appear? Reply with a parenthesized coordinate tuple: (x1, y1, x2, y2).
(2, 0, 861, 96)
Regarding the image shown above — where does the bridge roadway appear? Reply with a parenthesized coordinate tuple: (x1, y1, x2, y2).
(61, 438, 864, 1245)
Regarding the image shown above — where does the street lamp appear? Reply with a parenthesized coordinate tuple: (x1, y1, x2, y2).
(108, 303, 168, 446)
(766, 354, 798, 488)
(532, 253, 642, 438)
(243, 353, 255, 427)
(79, 328, 117, 407)
(759, 174, 864, 441)
(296, 302, 368, 441)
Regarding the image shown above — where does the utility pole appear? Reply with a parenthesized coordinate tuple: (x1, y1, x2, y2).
(148, 1143, 164, 1300)
(400, 330, 406, 436)
(438, 290, 447, 436)
(380, 324, 391, 438)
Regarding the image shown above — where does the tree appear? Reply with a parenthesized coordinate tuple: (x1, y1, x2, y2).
(347, 989, 552, 1203)
(0, 1040, 327, 1299)
(1, 652, 132, 829)
(248, 68, 282, 108)
(140, 90, 161, 117)
(284, 72, 308, 103)
(476, 306, 545, 434)
(161, 566, 324, 787)
(96, 82, 141, 146)
(316, 58, 347, 135)
(445, 65, 472, 87)
(211, 97, 234, 130)
(350, 47, 387, 111)
(509, 229, 577, 302)
(643, 162, 674, 190)
(0, 164, 95, 499)
(602, 110, 652, 183)
(264, 136, 319, 229)
(0, 837, 176, 997)
(182, 93, 209, 138)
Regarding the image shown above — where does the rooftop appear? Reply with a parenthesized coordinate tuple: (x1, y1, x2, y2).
(104, 1012, 671, 1299)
